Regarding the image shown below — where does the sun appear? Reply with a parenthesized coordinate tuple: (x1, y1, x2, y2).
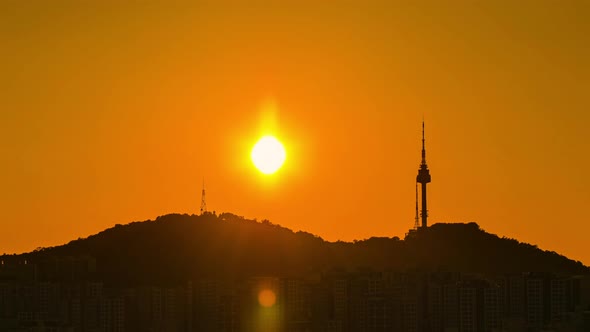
(251, 136, 286, 174)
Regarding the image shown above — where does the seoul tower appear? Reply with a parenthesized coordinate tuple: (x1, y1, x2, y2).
(416, 121, 431, 228)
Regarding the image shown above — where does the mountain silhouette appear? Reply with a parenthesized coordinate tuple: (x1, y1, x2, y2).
(14, 213, 589, 285)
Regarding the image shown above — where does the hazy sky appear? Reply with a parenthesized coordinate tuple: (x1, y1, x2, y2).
(1, 1, 589, 264)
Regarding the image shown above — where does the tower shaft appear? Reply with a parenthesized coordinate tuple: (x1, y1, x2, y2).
(421, 182, 428, 228)
(414, 184, 420, 230)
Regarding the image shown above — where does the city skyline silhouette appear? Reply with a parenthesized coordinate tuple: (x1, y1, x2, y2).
(2, 212, 589, 331)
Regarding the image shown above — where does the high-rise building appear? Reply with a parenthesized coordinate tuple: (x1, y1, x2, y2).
(526, 277, 545, 330)
(483, 284, 503, 331)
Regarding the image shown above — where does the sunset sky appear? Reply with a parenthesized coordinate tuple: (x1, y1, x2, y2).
(1, 1, 589, 264)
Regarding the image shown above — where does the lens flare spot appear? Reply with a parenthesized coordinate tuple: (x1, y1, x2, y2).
(258, 289, 276, 308)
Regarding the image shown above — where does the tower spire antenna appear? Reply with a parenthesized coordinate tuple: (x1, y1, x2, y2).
(421, 120, 426, 165)
(200, 178, 207, 215)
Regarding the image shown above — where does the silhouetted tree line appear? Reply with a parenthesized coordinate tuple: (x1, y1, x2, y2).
(9, 214, 588, 285)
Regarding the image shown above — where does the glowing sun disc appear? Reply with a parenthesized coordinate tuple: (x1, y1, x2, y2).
(251, 136, 286, 174)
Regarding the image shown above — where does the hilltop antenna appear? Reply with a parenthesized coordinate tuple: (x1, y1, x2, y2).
(414, 183, 420, 230)
(200, 178, 207, 215)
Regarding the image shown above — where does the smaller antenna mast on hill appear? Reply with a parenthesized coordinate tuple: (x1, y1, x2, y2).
(414, 183, 420, 230)
(200, 178, 207, 215)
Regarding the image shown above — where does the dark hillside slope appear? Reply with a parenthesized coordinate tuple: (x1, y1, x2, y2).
(18, 214, 588, 284)
(402, 222, 585, 273)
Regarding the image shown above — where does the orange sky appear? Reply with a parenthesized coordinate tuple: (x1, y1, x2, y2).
(1, 1, 589, 264)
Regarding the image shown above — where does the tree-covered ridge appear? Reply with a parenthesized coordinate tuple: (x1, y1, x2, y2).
(15, 213, 589, 284)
